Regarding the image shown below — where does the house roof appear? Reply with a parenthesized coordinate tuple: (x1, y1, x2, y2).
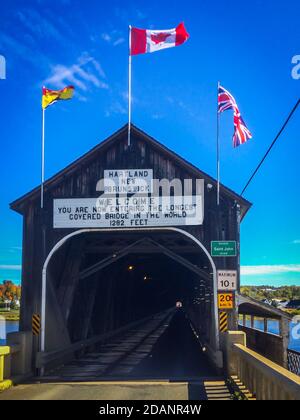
(10, 124, 252, 217)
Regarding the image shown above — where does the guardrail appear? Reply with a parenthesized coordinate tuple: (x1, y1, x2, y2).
(288, 349, 300, 376)
(0, 344, 21, 391)
(232, 343, 300, 400)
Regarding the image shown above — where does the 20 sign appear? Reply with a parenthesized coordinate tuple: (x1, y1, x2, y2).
(218, 292, 234, 310)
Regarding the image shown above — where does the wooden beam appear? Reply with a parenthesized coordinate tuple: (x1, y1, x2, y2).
(57, 238, 85, 321)
(145, 238, 212, 282)
(46, 272, 72, 349)
(78, 275, 99, 341)
(78, 238, 150, 280)
(85, 245, 199, 254)
(77, 237, 211, 283)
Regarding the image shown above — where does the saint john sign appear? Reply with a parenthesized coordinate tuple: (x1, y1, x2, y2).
(211, 241, 237, 257)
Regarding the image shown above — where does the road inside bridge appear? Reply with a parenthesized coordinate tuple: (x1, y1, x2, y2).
(44, 309, 217, 381)
(130, 309, 217, 379)
(0, 310, 231, 400)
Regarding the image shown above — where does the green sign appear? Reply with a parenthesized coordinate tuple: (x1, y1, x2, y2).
(211, 241, 237, 257)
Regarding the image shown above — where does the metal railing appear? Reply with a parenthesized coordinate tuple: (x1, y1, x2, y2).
(288, 349, 300, 376)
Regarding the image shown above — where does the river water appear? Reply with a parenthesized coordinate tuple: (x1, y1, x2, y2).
(0, 320, 300, 351)
(0, 320, 19, 346)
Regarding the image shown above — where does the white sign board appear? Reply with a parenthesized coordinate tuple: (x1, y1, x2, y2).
(53, 195, 203, 229)
(217, 270, 237, 291)
(104, 169, 153, 194)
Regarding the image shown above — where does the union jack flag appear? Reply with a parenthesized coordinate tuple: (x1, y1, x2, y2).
(218, 85, 252, 148)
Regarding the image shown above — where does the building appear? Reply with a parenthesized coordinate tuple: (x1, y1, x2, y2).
(10, 124, 252, 372)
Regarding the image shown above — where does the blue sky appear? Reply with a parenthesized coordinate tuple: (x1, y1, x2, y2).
(0, 0, 299, 287)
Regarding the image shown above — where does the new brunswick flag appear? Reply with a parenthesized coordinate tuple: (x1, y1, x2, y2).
(42, 85, 75, 109)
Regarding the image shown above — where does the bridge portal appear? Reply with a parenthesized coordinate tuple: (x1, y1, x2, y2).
(10, 124, 251, 377)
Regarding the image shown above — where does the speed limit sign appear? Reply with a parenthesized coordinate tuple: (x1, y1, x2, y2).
(218, 292, 234, 309)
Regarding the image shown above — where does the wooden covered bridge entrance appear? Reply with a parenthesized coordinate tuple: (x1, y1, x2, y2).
(10, 124, 251, 379)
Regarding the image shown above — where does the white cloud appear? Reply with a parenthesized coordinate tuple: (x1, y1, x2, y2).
(152, 114, 164, 120)
(105, 101, 127, 117)
(0, 265, 21, 271)
(1, 9, 73, 70)
(136, 9, 147, 20)
(101, 33, 112, 42)
(113, 38, 125, 47)
(241, 265, 300, 276)
(114, 6, 147, 22)
(17, 9, 66, 44)
(43, 53, 109, 93)
(101, 31, 125, 47)
(0, 33, 49, 68)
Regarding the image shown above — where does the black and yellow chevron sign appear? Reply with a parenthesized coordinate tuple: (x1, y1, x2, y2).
(219, 311, 228, 332)
(32, 313, 41, 336)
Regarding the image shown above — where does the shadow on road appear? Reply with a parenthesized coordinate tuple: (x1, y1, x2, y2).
(129, 309, 217, 380)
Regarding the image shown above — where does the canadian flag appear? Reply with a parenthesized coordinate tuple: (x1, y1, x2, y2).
(130, 22, 189, 56)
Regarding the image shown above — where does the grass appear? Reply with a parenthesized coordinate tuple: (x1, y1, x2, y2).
(283, 309, 300, 317)
(0, 310, 20, 321)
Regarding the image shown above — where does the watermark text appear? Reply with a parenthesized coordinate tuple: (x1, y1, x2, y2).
(291, 55, 300, 80)
(0, 55, 6, 80)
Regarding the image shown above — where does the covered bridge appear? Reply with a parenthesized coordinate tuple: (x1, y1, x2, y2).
(10, 124, 252, 375)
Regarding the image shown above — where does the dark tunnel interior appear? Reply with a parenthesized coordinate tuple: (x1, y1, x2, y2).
(47, 231, 215, 377)
(69, 252, 203, 340)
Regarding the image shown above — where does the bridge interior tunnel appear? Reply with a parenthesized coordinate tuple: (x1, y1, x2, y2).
(47, 231, 216, 376)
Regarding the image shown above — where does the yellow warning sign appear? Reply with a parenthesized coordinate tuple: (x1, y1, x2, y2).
(32, 313, 41, 336)
(218, 292, 234, 310)
(219, 312, 228, 332)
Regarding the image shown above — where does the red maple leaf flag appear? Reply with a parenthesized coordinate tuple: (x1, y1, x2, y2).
(130, 22, 189, 55)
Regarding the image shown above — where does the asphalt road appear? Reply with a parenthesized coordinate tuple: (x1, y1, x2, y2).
(0, 381, 193, 400)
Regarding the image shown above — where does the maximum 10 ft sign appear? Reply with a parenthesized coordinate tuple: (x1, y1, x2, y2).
(217, 270, 237, 291)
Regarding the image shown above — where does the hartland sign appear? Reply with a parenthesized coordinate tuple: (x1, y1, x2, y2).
(103, 169, 153, 194)
(53, 168, 204, 229)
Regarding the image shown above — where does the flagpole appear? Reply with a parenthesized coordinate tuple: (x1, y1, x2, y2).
(217, 81, 220, 206)
(41, 107, 45, 209)
(128, 25, 132, 147)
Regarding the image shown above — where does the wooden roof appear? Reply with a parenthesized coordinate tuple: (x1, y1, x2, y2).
(10, 124, 252, 217)
(237, 294, 292, 320)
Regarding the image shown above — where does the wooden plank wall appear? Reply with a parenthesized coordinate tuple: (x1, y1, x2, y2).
(19, 132, 240, 353)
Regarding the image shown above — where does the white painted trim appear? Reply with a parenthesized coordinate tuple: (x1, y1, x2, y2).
(40, 227, 219, 374)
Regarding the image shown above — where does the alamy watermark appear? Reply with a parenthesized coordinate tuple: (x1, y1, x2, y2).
(291, 315, 300, 340)
(54, 176, 206, 228)
(0, 315, 6, 343)
(94, 177, 204, 225)
(0, 55, 6, 80)
(291, 55, 300, 80)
